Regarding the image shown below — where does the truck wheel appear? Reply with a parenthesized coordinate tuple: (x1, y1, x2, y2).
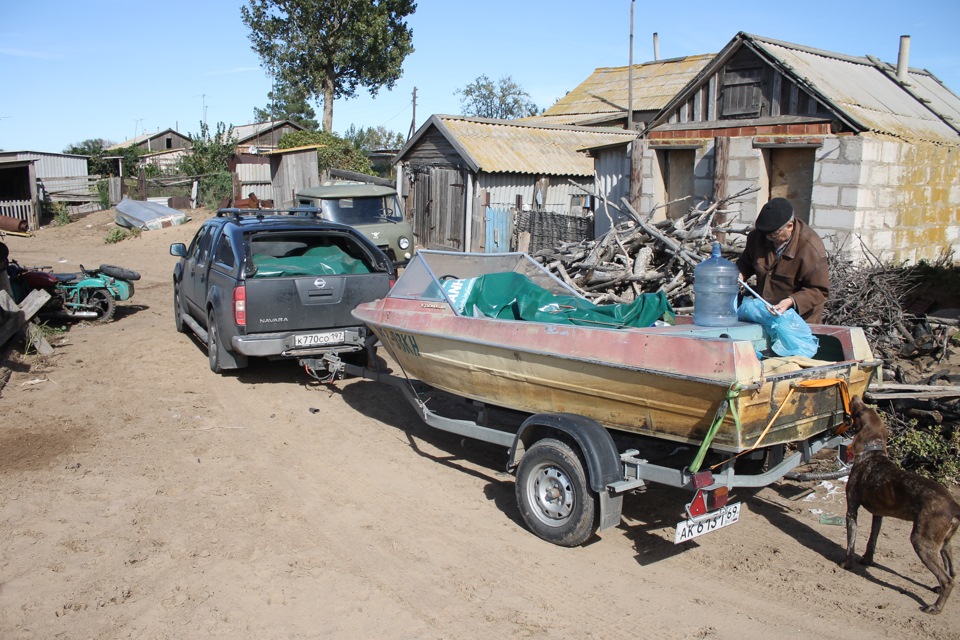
(515, 437, 599, 547)
(207, 310, 223, 373)
(88, 289, 116, 322)
(173, 285, 185, 333)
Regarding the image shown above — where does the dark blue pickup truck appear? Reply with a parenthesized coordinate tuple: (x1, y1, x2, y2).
(170, 208, 395, 374)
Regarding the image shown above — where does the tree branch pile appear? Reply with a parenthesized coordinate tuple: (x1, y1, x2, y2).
(531, 188, 758, 311)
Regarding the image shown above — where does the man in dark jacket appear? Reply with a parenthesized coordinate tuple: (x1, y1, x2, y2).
(736, 198, 830, 324)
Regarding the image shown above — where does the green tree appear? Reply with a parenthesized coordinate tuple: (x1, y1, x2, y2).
(254, 80, 320, 130)
(456, 75, 541, 120)
(64, 138, 144, 179)
(342, 124, 405, 151)
(279, 129, 373, 175)
(241, 0, 416, 133)
(177, 122, 238, 208)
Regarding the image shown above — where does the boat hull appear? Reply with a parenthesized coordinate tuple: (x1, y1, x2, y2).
(356, 299, 876, 453)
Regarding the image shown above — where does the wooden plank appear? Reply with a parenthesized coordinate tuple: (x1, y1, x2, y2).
(0, 289, 51, 347)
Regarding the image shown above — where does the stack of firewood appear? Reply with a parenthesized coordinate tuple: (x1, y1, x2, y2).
(531, 188, 758, 310)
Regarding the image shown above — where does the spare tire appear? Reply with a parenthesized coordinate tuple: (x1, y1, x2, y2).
(100, 264, 141, 281)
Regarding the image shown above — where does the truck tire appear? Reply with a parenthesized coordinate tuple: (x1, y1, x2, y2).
(207, 309, 224, 373)
(515, 437, 599, 547)
(173, 285, 185, 333)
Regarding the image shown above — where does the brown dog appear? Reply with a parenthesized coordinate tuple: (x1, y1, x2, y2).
(842, 395, 960, 614)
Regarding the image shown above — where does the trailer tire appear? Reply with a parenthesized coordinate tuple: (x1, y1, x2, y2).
(515, 438, 599, 547)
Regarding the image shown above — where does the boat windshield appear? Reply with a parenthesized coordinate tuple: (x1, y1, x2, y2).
(388, 251, 582, 304)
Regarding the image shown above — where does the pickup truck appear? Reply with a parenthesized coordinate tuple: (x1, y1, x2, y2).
(169, 208, 395, 373)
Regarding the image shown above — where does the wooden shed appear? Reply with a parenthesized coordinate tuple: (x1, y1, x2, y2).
(0, 151, 92, 229)
(393, 115, 636, 252)
(263, 144, 321, 208)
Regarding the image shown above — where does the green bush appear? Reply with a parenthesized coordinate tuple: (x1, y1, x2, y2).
(888, 420, 960, 485)
(278, 130, 373, 175)
(97, 180, 110, 209)
(104, 226, 141, 244)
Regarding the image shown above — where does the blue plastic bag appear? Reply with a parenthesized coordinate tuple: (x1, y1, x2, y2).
(737, 298, 819, 358)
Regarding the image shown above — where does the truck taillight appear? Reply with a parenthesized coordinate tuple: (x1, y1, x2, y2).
(234, 285, 246, 326)
(389, 277, 396, 288)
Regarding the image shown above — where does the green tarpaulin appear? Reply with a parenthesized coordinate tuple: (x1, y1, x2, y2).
(252, 245, 371, 277)
(441, 272, 674, 328)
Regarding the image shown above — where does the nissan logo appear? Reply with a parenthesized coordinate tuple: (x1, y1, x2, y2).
(314, 278, 328, 288)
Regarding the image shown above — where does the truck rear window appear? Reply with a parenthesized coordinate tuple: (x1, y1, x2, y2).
(248, 234, 374, 277)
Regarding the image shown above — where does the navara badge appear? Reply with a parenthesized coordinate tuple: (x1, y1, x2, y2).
(314, 278, 327, 288)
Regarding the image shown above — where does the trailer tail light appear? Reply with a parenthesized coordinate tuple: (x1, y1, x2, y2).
(687, 486, 729, 518)
(234, 285, 246, 326)
(389, 277, 396, 288)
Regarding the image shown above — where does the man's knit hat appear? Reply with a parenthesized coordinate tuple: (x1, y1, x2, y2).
(755, 198, 794, 232)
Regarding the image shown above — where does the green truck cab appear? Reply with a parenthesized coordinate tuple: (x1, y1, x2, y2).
(296, 182, 414, 267)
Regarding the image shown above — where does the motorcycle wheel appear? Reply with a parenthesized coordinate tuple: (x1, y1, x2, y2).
(88, 289, 117, 322)
(100, 264, 141, 281)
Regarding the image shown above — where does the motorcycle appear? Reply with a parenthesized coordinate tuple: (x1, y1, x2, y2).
(7, 261, 140, 322)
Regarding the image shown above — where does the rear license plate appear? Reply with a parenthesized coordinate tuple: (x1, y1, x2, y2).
(294, 331, 346, 347)
(674, 502, 741, 544)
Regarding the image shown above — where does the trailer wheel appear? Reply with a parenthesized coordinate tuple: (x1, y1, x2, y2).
(515, 438, 598, 547)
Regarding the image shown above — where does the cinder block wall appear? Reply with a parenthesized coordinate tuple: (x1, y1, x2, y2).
(637, 134, 960, 265)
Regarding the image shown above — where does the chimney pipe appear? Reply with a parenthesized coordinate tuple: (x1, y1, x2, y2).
(896, 35, 911, 82)
(653, 32, 660, 61)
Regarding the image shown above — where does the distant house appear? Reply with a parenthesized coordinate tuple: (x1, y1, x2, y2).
(0, 151, 94, 229)
(393, 115, 637, 252)
(230, 120, 305, 154)
(526, 54, 714, 129)
(638, 32, 960, 264)
(108, 128, 191, 152)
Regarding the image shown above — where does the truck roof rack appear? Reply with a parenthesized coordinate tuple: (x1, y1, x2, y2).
(216, 206, 319, 221)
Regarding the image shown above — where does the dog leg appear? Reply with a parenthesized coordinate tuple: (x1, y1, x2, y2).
(843, 504, 859, 569)
(913, 541, 953, 614)
(862, 514, 882, 566)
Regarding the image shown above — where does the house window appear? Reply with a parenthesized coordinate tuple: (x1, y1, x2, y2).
(165, 137, 173, 149)
(570, 194, 592, 210)
(721, 67, 763, 118)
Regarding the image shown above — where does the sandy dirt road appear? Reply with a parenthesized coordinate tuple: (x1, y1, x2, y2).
(1, 209, 958, 639)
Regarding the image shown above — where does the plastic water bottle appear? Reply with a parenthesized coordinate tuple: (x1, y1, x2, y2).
(693, 242, 739, 327)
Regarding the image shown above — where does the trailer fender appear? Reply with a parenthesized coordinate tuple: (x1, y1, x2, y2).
(508, 412, 624, 531)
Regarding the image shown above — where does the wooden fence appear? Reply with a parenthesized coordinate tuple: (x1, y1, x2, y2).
(0, 200, 38, 229)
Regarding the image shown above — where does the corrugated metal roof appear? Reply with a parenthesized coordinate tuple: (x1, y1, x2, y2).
(436, 116, 637, 176)
(230, 120, 304, 143)
(536, 55, 714, 121)
(747, 34, 960, 143)
(107, 128, 184, 150)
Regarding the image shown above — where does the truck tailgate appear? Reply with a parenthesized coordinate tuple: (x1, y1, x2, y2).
(243, 274, 390, 333)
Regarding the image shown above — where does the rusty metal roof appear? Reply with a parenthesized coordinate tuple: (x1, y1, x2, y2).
(404, 115, 638, 176)
(745, 34, 960, 142)
(534, 55, 714, 122)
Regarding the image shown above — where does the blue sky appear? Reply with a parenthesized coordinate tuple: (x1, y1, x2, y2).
(3, 0, 959, 154)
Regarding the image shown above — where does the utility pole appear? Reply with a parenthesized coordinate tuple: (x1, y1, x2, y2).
(408, 87, 418, 140)
(627, 0, 634, 131)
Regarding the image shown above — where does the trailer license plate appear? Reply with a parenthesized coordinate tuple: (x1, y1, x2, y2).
(674, 502, 741, 544)
(295, 331, 345, 347)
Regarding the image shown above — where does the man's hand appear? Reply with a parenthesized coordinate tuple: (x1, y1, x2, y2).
(772, 298, 795, 315)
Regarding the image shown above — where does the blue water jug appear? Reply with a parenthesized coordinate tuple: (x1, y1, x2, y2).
(693, 242, 739, 327)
